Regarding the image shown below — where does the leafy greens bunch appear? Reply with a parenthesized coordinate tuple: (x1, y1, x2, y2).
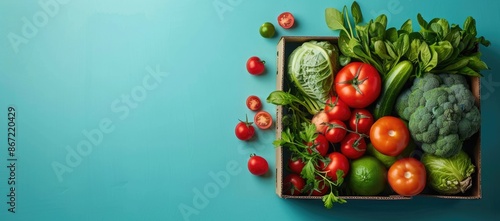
(325, 1, 490, 78)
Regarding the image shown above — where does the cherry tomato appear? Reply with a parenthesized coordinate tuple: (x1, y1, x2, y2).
(324, 95, 351, 121)
(309, 177, 330, 196)
(348, 108, 374, 134)
(246, 56, 266, 75)
(307, 134, 329, 157)
(277, 12, 295, 29)
(334, 62, 382, 108)
(388, 157, 426, 196)
(259, 22, 275, 38)
(246, 95, 262, 111)
(370, 116, 410, 156)
(288, 157, 306, 175)
(322, 152, 350, 182)
(247, 154, 269, 176)
(311, 110, 329, 134)
(254, 111, 273, 130)
(340, 133, 367, 160)
(235, 116, 255, 141)
(283, 174, 305, 196)
(324, 119, 347, 143)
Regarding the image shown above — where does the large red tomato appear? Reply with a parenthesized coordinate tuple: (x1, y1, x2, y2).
(370, 116, 410, 157)
(388, 157, 426, 196)
(334, 62, 381, 108)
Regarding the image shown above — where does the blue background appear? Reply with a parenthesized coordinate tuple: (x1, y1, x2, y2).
(1, 0, 499, 220)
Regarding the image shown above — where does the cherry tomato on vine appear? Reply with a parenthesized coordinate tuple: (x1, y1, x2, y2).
(277, 12, 295, 29)
(254, 111, 273, 130)
(283, 174, 305, 196)
(311, 110, 329, 134)
(246, 95, 262, 111)
(340, 132, 367, 160)
(334, 62, 381, 108)
(247, 154, 269, 176)
(388, 157, 426, 196)
(324, 95, 351, 121)
(259, 22, 275, 38)
(370, 116, 410, 156)
(321, 152, 350, 182)
(246, 56, 266, 75)
(348, 108, 374, 134)
(288, 157, 305, 175)
(307, 134, 329, 157)
(309, 177, 330, 196)
(324, 119, 347, 143)
(235, 115, 255, 141)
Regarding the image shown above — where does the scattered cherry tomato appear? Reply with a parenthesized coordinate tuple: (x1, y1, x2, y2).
(246, 56, 266, 75)
(324, 119, 347, 143)
(277, 12, 295, 29)
(235, 115, 255, 141)
(288, 157, 305, 174)
(322, 152, 350, 182)
(340, 133, 367, 160)
(247, 153, 269, 176)
(259, 22, 275, 38)
(246, 95, 262, 111)
(324, 95, 351, 121)
(388, 157, 426, 196)
(307, 134, 329, 157)
(348, 108, 374, 134)
(283, 174, 305, 195)
(311, 110, 329, 134)
(370, 116, 410, 156)
(335, 62, 382, 108)
(254, 110, 273, 130)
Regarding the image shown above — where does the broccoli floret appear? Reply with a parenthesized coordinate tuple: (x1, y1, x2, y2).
(396, 73, 480, 158)
(395, 73, 442, 120)
(439, 73, 469, 88)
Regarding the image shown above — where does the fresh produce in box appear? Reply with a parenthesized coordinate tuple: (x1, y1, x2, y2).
(266, 0, 488, 210)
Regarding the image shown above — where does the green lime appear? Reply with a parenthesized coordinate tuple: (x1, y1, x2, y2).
(366, 140, 416, 168)
(259, 22, 275, 38)
(348, 156, 387, 196)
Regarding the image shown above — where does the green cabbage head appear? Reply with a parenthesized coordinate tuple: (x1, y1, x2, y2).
(288, 41, 338, 104)
(421, 150, 475, 195)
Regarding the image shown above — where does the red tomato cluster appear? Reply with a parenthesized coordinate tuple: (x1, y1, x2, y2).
(312, 95, 374, 160)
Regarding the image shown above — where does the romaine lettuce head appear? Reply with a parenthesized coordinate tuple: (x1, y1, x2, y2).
(288, 41, 338, 103)
(421, 150, 475, 195)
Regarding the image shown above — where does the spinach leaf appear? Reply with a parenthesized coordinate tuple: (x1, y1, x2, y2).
(351, 1, 363, 24)
(325, 8, 347, 33)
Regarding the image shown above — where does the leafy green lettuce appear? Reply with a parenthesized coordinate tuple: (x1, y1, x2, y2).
(421, 150, 475, 195)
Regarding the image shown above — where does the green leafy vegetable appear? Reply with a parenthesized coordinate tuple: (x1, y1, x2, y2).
(325, 1, 490, 78)
(421, 150, 475, 195)
(288, 40, 339, 106)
